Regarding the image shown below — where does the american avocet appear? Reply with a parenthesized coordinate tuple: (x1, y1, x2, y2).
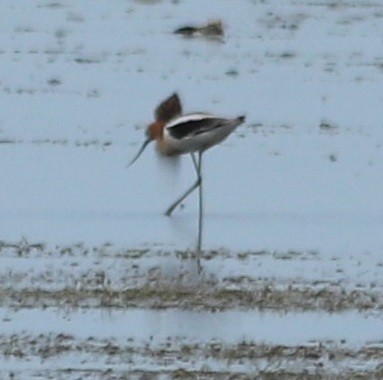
(128, 93, 245, 270)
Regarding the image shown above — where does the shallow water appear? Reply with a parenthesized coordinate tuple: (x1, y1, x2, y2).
(1, 306, 383, 378)
(2, 307, 383, 345)
(2, 0, 383, 377)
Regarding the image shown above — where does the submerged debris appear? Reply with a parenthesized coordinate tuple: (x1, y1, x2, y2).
(174, 20, 224, 38)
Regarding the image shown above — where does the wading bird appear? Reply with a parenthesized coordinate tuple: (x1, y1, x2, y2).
(174, 20, 224, 39)
(128, 93, 245, 271)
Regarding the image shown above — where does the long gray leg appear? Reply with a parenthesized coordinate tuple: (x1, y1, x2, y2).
(164, 153, 201, 217)
(164, 152, 204, 272)
(196, 151, 203, 273)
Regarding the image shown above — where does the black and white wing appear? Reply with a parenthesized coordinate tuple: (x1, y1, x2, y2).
(166, 114, 244, 140)
(164, 113, 245, 153)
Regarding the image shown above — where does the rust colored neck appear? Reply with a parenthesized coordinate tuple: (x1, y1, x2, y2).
(147, 121, 165, 141)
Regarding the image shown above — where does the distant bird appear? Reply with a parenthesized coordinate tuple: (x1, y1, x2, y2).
(174, 20, 224, 38)
(128, 93, 245, 271)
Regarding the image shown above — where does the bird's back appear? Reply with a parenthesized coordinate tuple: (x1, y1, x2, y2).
(162, 114, 245, 155)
